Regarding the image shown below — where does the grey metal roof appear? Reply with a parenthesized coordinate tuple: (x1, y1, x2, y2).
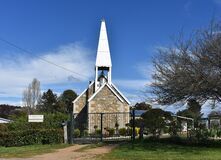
(131, 110, 147, 117)
(0, 117, 12, 123)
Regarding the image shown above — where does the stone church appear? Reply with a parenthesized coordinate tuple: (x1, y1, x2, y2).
(73, 20, 130, 133)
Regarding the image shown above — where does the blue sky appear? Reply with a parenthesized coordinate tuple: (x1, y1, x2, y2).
(0, 0, 221, 106)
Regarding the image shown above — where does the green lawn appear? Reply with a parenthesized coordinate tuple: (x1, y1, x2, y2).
(0, 144, 70, 158)
(97, 141, 221, 160)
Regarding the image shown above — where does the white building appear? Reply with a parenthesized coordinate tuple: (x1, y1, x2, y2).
(0, 117, 12, 123)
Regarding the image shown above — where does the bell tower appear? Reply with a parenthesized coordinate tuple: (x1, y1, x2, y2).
(95, 20, 112, 91)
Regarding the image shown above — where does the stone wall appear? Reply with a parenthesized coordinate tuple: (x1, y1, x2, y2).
(88, 85, 130, 133)
(74, 91, 87, 113)
(89, 85, 129, 113)
(73, 82, 95, 132)
(73, 82, 94, 113)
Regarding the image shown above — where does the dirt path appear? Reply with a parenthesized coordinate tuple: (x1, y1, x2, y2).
(1, 144, 117, 160)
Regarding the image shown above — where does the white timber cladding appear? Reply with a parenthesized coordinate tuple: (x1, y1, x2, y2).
(95, 20, 112, 67)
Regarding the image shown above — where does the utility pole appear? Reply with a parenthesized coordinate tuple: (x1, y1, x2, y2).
(132, 108, 135, 142)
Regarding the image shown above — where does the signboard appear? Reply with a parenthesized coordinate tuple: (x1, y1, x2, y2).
(28, 115, 44, 122)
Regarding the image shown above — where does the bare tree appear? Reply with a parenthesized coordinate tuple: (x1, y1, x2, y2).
(31, 78, 41, 108)
(22, 78, 41, 113)
(150, 20, 221, 104)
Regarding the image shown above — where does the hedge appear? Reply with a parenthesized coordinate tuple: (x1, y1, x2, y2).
(119, 128, 127, 136)
(0, 129, 63, 147)
(73, 129, 80, 138)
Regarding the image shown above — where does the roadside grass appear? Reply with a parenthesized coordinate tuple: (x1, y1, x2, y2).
(0, 144, 70, 158)
(96, 140, 221, 160)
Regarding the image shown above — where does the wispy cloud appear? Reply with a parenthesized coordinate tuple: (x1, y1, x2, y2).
(113, 62, 153, 104)
(0, 43, 94, 104)
(123, 91, 145, 105)
(111, 60, 155, 104)
(134, 62, 154, 80)
(184, 1, 192, 15)
(114, 79, 149, 90)
(214, 0, 221, 5)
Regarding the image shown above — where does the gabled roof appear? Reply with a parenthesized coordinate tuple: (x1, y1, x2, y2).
(95, 20, 112, 67)
(111, 83, 130, 105)
(88, 82, 130, 105)
(73, 81, 95, 104)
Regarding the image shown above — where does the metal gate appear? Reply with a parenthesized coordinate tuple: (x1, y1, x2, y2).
(72, 112, 133, 143)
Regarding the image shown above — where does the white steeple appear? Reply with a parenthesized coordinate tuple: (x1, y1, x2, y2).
(95, 20, 112, 91)
(95, 20, 112, 67)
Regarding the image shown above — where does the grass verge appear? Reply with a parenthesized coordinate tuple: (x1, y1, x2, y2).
(0, 144, 70, 158)
(96, 140, 221, 160)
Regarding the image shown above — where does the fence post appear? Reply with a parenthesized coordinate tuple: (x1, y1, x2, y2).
(69, 111, 73, 144)
(132, 109, 135, 142)
(63, 121, 68, 144)
(101, 113, 103, 142)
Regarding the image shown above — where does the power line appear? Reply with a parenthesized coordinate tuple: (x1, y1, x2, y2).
(0, 37, 89, 81)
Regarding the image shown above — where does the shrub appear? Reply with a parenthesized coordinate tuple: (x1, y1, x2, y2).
(189, 128, 210, 142)
(73, 129, 80, 138)
(7, 113, 68, 131)
(124, 127, 139, 136)
(94, 125, 98, 130)
(135, 127, 140, 136)
(0, 129, 63, 147)
(96, 129, 101, 135)
(163, 126, 169, 134)
(0, 124, 8, 132)
(119, 128, 126, 136)
(107, 128, 115, 136)
(217, 129, 221, 137)
(209, 129, 217, 138)
(0, 113, 66, 147)
(82, 130, 88, 137)
(141, 108, 172, 137)
(127, 128, 132, 136)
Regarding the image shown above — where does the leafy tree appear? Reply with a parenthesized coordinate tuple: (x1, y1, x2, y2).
(134, 102, 152, 110)
(177, 99, 203, 127)
(150, 20, 221, 104)
(37, 89, 59, 113)
(58, 89, 77, 113)
(141, 108, 172, 138)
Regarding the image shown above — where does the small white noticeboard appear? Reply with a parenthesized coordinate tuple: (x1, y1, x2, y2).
(28, 115, 44, 122)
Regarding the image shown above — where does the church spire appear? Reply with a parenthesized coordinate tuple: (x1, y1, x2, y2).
(95, 19, 112, 67)
(95, 20, 112, 91)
